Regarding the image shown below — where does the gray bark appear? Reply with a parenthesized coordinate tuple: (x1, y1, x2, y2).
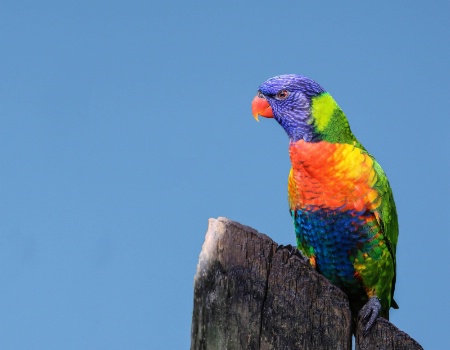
(191, 217, 422, 350)
(355, 317, 423, 350)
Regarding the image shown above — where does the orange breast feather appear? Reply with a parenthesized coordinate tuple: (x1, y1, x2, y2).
(288, 140, 380, 212)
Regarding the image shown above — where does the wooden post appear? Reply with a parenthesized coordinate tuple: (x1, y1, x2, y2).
(355, 317, 423, 350)
(191, 217, 423, 350)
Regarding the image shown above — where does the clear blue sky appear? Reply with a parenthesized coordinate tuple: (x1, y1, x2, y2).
(0, 1, 448, 349)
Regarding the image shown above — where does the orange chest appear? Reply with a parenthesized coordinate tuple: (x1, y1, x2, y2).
(288, 140, 380, 212)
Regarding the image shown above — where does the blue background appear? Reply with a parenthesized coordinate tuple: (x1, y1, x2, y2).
(1, 1, 449, 349)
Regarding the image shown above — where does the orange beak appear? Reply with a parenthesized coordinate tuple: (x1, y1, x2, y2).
(251, 95, 273, 121)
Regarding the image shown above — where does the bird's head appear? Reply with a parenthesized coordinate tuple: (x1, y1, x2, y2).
(252, 74, 355, 143)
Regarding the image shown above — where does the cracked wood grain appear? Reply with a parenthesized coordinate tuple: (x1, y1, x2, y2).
(191, 217, 422, 350)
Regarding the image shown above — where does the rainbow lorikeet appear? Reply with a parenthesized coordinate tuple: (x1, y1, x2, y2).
(251, 74, 399, 333)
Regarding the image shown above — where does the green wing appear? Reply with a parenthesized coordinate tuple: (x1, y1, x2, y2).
(372, 158, 399, 309)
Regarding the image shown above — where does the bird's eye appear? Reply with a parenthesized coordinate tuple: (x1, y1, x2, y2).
(275, 90, 289, 100)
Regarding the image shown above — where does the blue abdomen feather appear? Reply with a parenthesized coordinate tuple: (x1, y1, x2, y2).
(292, 207, 377, 296)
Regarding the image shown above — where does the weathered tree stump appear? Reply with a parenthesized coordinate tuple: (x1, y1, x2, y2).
(191, 217, 423, 350)
(355, 317, 423, 350)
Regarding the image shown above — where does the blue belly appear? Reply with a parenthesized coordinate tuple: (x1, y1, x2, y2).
(292, 207, 373, 294)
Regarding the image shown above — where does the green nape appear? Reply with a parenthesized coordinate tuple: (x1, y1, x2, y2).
(311, 93, 364, 148)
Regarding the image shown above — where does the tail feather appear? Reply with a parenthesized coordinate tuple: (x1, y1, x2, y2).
(391, 299, 399, 309)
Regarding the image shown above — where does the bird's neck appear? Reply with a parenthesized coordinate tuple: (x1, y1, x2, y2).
(307, 93, 361, 146)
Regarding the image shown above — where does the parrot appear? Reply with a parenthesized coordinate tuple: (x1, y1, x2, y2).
(251, 74, 399, 334)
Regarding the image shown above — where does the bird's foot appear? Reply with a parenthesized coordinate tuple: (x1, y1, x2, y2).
(275, 244, 305, 260)
(358, 296, 381, 336)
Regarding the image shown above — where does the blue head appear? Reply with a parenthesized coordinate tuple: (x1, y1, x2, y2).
(252, 74, 326, 141)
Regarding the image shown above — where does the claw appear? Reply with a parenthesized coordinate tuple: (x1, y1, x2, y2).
(276, 244, 306, 261)
(358, 296, 381, 335)
(275, 243, 289, 252)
